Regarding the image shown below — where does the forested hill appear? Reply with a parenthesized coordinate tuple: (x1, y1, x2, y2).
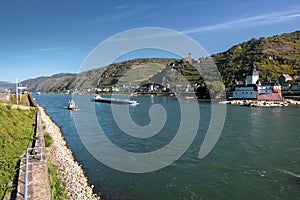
(212, 30, 300, 85)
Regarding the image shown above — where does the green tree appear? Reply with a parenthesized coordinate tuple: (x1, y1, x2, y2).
(206, 81, 225, 98)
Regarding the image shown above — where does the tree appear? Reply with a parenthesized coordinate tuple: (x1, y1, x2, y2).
(205, 81, 225, 98)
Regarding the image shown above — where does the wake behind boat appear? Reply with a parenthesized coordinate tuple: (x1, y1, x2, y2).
(92, 95, 138, 105)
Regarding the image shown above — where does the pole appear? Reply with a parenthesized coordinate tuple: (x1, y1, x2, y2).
(20, 83, 22, 103)
(16, 78, 18, 105)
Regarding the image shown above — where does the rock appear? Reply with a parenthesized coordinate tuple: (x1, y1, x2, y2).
(39, 107, 100, 200)
(222, 99, 300, 107)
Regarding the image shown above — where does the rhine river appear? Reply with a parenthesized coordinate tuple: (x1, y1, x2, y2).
(33, 93, 300, 200)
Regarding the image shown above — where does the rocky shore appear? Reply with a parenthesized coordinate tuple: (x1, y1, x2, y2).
(39, 107, 100, 200)
(219, 99, 300, 107)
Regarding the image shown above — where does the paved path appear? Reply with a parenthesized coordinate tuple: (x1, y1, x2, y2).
(16, 108, 51, 200)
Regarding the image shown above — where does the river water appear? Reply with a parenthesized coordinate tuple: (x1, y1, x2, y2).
(33, 93, 300, 200)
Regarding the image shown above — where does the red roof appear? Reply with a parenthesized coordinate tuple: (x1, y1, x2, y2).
(257, 93, 282, 101)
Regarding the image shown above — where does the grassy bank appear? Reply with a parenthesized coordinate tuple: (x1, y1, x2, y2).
(0, 101, 36, 199)
(48, 161, 67, 200)
(44, 129, 67, 200)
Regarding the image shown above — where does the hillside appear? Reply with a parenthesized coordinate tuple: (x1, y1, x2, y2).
(22, 73, 76, 93)
(0, 81, 14, 92)
(21, 58, 175, 93)
(98, 58, 175, 87)
(212, 30, 300, 84)
(20, 30, 300, 92)
(22, 68, 107, 93)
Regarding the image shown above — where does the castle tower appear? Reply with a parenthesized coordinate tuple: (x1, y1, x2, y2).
(246, 64, 259, 85)
(186, 53, 192, 64)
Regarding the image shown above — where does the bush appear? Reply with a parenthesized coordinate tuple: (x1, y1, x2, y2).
(44, 132, 53, 147)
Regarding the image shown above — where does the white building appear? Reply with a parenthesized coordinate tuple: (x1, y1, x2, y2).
(232, 65, 282, 100)
(233, 65, 258, 99)
(245, 65, 259, 85)
(233, 86, 257, 99)
(257, 85, 273, 94)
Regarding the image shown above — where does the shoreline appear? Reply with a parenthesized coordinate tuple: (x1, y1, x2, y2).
(39, 106, 100, 200)
(219, 99, 300, 107)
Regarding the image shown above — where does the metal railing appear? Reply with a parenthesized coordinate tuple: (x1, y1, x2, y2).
(24, 108, 46, 200)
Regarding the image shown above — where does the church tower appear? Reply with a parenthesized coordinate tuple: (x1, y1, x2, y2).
(246, 64, 259, 85)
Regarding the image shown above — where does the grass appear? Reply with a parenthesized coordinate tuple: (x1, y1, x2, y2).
(44, 123, 66, 199)
(44, 132, 53, 147)
(0, 101, 36, 199)
(0, 97, 68, 199)
(9, 94, 30, 106)
(48, 161, 67, 200)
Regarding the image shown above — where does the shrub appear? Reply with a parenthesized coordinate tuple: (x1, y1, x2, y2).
(48, 162, 67, 200)
(44, 132, 53, 147)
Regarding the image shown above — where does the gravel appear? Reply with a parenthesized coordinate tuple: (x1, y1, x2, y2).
(39, 106, 100, 200)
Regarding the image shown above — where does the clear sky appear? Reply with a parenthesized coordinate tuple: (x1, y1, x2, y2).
(0, 0, 299, 82)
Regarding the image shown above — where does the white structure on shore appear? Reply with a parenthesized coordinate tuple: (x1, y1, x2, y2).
(233, 65, 259, 99)
(15, 78, 28, 105)
(233, 65, 282, 100)
(233, 86, 257, 99)
(245, 65, 259, 85)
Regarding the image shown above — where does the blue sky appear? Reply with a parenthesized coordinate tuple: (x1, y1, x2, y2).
(0, 0, 299, 82)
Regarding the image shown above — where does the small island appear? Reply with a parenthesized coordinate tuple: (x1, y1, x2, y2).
(220, 64, 300, 107)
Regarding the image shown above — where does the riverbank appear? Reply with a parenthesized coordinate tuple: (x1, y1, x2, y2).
(39, 106, 100, 200)
(219, 99, 300, 107)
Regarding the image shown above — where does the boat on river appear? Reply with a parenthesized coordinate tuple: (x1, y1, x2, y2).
(92, 95, 138, 105)
(67, 100, 79, 110)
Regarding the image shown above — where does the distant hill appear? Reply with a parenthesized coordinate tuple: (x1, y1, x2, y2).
(212, 30, 300, 84)
(21, 30, 300, 92)
(0, 81, 14, 92)
(97, 58, 175, 87)
(22, 73, 76, 93)
(21, 58, 175, 93)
